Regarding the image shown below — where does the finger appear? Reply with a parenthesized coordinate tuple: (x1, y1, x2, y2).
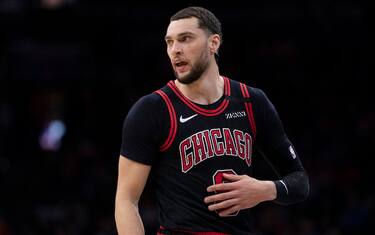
(207, 182, 236, 193)
(218, 205, 240, 217)
(208, 198, 238, 212)
(222, 173, 242, 181)
(204, 191, 234, 204)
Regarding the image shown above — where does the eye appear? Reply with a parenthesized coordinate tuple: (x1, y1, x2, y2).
(180, 36, 191, 42)
(165, 39, 173, 47)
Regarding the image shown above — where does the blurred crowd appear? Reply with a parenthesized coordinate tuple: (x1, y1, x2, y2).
(0, 1, 372, 235)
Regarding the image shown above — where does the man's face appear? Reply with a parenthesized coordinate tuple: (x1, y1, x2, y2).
(165, 17, 211, 84)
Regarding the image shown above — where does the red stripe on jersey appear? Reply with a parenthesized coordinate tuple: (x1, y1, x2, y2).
(223, 75, 231, 96)
(243, 86, 257, 138)
(240, 83, 257, 140)
(248, 102, 256, 139)
(167, 77, 231, 116)
(158, 226, 230, 235)
(155, 90, 177, 152)
(157, 232, 230, 235)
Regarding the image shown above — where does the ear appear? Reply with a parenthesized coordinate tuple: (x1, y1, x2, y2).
(209, 34, 221, 54)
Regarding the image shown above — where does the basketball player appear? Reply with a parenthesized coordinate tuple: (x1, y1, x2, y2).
(115, 6, 309, 235)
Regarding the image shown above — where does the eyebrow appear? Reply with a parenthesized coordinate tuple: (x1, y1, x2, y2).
(164, 31, 196, 41)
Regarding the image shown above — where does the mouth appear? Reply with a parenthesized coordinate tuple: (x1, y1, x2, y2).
(175, 61, 188, 67)
(174, 60, 189, 73)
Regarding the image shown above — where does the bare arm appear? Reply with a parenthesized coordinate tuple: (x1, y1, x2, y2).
(115, 156, 152, 235)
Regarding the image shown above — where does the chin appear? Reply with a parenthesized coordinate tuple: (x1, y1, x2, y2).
(177, 73, 199, 84)
(175, 71, 189, 83)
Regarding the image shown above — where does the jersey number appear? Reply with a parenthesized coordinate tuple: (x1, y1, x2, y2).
(212, 169, 239, 216)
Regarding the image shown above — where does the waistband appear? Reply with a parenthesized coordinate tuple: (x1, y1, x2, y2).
(157, 226, 230, 235)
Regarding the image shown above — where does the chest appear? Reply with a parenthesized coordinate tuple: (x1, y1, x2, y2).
(166, 98, 254, 173)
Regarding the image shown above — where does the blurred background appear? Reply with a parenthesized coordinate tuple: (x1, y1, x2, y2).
(0, 0, 372, 234)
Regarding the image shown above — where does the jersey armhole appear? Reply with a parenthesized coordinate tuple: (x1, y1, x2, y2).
(154, 90, 177, 152)
(239, 83, 257, 140)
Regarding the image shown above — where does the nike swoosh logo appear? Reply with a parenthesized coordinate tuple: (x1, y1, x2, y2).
(179, 114, 198, 123)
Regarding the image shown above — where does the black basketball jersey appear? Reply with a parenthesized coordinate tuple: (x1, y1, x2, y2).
(121, 77, 305, 235)
(153, 77, 256, 234)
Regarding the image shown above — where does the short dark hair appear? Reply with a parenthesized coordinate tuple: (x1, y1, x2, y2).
(170, 6, 222, 41)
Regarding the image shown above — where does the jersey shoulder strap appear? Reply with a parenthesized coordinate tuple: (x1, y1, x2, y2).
(153, 84, 177, 152)
(228, 79, 257, 140)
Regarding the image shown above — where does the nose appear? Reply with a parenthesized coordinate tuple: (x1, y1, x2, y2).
(170, 41, 182, 55)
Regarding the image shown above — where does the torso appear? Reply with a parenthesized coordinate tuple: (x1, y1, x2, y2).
(152, 77, 257, 234)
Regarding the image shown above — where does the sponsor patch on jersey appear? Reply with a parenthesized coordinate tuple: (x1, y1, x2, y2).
(289, 145, 296, 159)
(225, 111, 246, 119)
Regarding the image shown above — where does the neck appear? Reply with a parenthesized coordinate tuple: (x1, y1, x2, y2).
(175, 64, 224, 105)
